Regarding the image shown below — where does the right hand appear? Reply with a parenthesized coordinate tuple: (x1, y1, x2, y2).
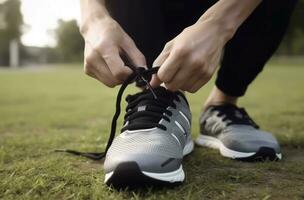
(81, 17, 146, 87)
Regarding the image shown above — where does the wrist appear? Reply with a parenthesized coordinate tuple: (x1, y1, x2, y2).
(196, 14, 236, 44)
(80, 0, 110, 36)
(197, 0, 262, 43)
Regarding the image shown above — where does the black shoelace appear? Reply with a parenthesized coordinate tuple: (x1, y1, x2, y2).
(121, 87, 182, 132)
(211, 104, 260, 129)
(55, 64, 160, 160)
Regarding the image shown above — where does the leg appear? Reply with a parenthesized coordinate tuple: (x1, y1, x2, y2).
(106, 0, 167, 66)
(205, 0, 298, 107)
(161, 0, 215, 41)
(198, 0, 297, 161)
(106, 0, 215, 67)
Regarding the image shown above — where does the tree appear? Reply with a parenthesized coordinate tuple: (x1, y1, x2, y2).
(55, 20, 84, 62)
(0, 0, 23, 66)
(4, 0, 23, 40)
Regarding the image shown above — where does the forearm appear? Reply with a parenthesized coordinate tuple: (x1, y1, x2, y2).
(80, 0, 110, 34)
(197, 0, 262, 42)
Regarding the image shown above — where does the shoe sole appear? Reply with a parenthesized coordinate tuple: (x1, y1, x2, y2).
(195, 135, 282, 162)
(105, 140, 194, 188)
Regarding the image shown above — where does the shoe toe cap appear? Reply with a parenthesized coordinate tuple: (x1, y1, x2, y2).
(221, 126, 281, 153)
(104, 131, 183, 174)
(104, 153, 182, 174)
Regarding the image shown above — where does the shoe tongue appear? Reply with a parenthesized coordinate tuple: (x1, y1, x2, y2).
(208, 104, 259, 129)
(137, 105, 147, 111)
(136, 87, 172, 108)
(136, 101, 148, 111)
(209, 104, 244, 117)
(145, 86, 171, 94)
(126, 86, 174, 103)
(122, 87, 177, 132)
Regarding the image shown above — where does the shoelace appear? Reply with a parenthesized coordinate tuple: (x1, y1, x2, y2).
(211, 104, 260, 129)
(55, 64, 159, 160)
(121, 87, 181, 132)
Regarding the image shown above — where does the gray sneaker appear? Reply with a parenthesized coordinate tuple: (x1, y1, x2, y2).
(196, 104, 282, 161)
(104, 87, 194, 187)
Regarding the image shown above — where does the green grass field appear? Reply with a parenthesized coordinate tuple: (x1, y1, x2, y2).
(1, 62, 304, 200)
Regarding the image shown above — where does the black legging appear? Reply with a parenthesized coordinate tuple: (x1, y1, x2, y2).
(106, 0, 297, 96)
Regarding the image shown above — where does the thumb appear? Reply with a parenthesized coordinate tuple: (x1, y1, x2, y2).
(150, 74, 162, 88)
(151, 46, 170, 88)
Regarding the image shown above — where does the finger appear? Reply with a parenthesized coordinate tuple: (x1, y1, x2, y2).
(84, 62, 98, 79)
(100, 48, 132, 82)
(188, 76, 210, 93)
(180, 75, 200, 92)
(85, 62, 118, 87)
(151, 48, 170, 88)
(164, 63, 197, 91)
(122, 37, 147, 67)
(157, 52, 181, 84)
(84, 45, 120, 87)
(189, 61, 217, 93)
(153, 41, 173, 67)
(150, 74, 162, 88)
(179, 63, 206, 92)
(150, 41, 174, 88)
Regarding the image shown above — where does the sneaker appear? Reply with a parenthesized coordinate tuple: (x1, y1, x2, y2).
(104, 87, 194, 187)
(196, 104, 282, 161)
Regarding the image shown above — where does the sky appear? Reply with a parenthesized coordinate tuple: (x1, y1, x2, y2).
(20, 0, 80, 47)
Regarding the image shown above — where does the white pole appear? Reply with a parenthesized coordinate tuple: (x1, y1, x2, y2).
(9, 39, 19, 68)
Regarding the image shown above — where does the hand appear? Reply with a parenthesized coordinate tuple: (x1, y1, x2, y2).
(81, 17, 146, 87)
(151, 19, 229, 93)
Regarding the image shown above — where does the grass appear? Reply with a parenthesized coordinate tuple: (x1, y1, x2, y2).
(0, 62, 304, 200)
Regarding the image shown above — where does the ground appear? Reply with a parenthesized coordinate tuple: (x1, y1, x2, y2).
(0, 60, 304, 200)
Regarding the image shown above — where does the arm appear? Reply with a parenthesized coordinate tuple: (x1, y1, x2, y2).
(197, 0, 261, 40)
(80, 0, 146, 87)
(151, 0, 262, 92)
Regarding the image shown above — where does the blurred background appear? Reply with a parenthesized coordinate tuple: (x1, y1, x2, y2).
(0, 0, 82, 67)
(0, 1, 304, 198)
(0, 0, 303, 68)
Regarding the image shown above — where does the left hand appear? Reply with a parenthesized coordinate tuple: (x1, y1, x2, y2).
(151, 19, 229, 93)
